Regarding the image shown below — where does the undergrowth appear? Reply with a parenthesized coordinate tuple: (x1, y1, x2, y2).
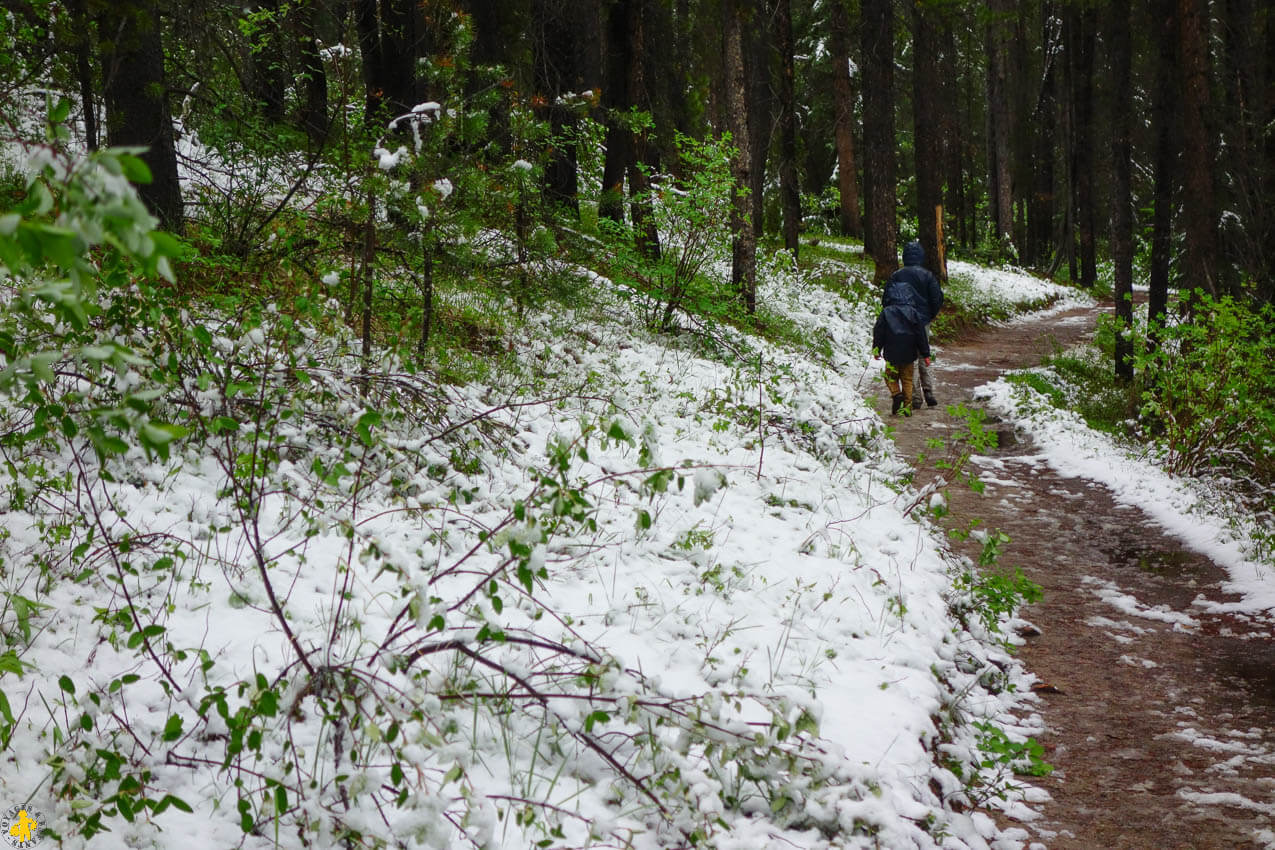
(1000, 297, 1275, 567)
(0, 96, 1053, 848)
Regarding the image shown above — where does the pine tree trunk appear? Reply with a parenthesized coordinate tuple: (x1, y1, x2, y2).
(747, 12, 770, 241)
(627, 0, 661, 259)
(598, 0, 632, 225)
(775, 0, 801, 258)
(298, 2, 329, 145)
(861, 0, 896, 281)
(1263, 12, 1275, 304)
(69, 0, 97, 150)
(1220, 0, 1262, 293)
(724, 0, 756, 313)
(985, 0, 1014, 253)
(1069, 4, 1097, 288)
(536, 0, 588, 216)
(828, 0, 862, 239)
(355, 0, 425, 123)
(1029, 3, 1058, 268)
(1176, 0, 1220, 299)
(913, 0, 946, 284)
(1109, 0, 1134, 381)
(943, 23, 968, 250)
(249, 0, 286, 123)
(99, 0, 183, 230)
(1148, 0, 1177, 345)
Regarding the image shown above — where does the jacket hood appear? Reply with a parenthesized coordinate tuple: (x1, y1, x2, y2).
(902, 241, 925, 267)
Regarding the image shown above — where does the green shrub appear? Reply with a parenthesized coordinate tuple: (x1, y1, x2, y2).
(1135, 293, 1275, 480)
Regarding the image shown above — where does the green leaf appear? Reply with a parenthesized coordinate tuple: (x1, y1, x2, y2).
(160, 794, 193, 814)
(516, 562, 534, 594)
(59, 675, 75, 695)
(91, 432, 130, 457)
(49, 97, 72, 125)
(80, 344, 116, 361)
(149, 231, 183, 257)
(210, 415, 239, 435)
(163, 713, 183, 741)
(356, 409, 381, 447)
(0, 653, 25, 677)
(140, 422, 187, 454)
(117, 153, 153, 185)
(29, 351, 58, 383)
(583, 709, 610, 733)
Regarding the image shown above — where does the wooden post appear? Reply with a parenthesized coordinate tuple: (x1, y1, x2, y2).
(934, 203, 948, 284)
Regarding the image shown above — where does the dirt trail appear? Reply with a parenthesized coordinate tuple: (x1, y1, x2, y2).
(876, 300, 1275, 849)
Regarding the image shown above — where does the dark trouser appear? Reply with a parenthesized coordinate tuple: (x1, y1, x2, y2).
(914, 323, 933, 401)
(916, 357, 932, 394)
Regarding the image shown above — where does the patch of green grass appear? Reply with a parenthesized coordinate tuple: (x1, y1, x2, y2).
(1050, 354, 1139, 434)
(930, 272, 1062, 344)
(1004, 372, 1066, 408)
(1022, 348, 1140, 435)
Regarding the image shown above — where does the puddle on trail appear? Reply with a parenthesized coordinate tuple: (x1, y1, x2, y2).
(1105, 544, 1201, 579)
(1214, 638, 1275, 710)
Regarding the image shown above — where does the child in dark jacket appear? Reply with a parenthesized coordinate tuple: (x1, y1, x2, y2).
(873, 279, 932, 415)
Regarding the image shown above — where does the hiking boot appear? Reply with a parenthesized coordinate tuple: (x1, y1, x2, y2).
(924, 391, 938, 407)
(891, 393, 905, 415)
(912, 397, 924, 410)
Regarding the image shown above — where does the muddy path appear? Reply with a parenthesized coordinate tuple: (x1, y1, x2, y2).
(876, 300, 1275, 849)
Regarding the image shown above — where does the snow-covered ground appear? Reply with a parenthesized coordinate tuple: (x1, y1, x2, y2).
(977, 374, 1275, 618)
(0, 235, 1072, 849)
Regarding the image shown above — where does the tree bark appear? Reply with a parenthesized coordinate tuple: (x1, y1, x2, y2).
(248, 0, 286, 123)
(297, 2, 329, 145)
(1219, 0, 1262, 294)
(942, 23, 968, 249)
(1148, 0, 1177, 345)
(1028, 4, 1058, 268)
(598, 0, 631, 225)
(355, 0, 426, 124)
(828, 0, 862, 239)
(913, 0, 946, 284)
(534, 0, 591, 216)
(746, 7, 770, 242)
(985, 0, 1014, 254)
(1263, 7, 1275, 304)
(626, 0, 661, 259)
(98, 0, 183, 230)
(69, 0, 98, 150)
(775, 0, 801, 257)
(1109, 0, 1134, 380)
(861, 0, 896, 281)
(1068, 3, 1097, 288)
(724, 0, 756, 313)
(1176, 0, 1220, 299)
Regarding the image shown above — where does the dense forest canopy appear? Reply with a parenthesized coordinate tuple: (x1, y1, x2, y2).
(3, 0, 1272, 310)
